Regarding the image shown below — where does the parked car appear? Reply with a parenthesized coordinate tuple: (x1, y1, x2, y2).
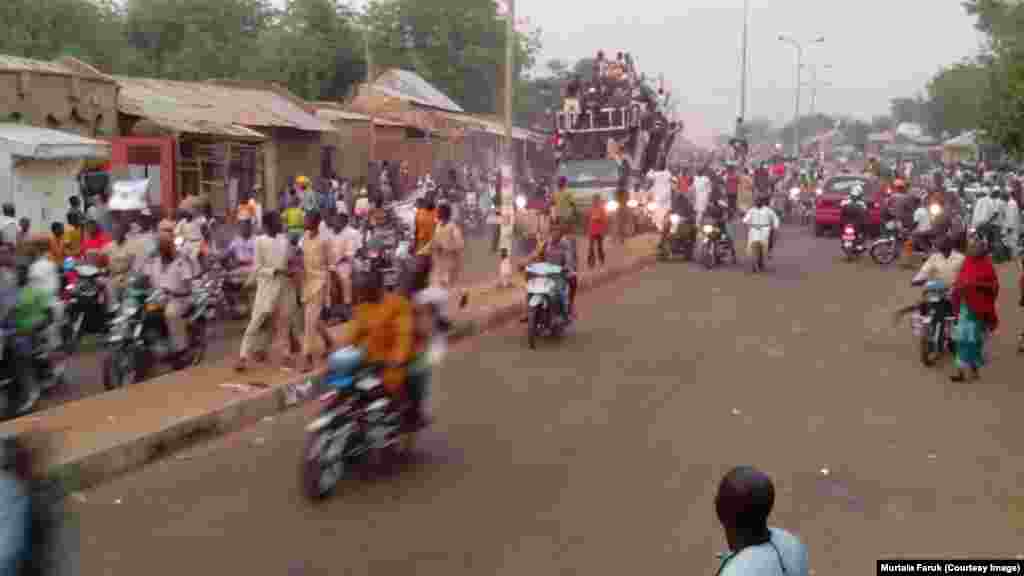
(814, 175, 883, 237)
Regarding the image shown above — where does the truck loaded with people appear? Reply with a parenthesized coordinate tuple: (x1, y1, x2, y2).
(551, 50, 682, 234)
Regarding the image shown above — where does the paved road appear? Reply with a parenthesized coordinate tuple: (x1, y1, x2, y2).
(75, 224, 1024, 574)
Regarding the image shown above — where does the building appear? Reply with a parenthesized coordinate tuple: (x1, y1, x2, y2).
(0, 123, 110, 233)
(343, 68, 550, 184)
(0, 54, 119, 138)
(113, 76, 335, 214)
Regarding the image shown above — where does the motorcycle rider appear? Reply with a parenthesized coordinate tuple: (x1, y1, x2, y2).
(839, 184, 869, 247)
(101, 221, 141, 312)
(743, 195, 780, 263)
(911, 191, 936, 252)
(144, 235, 195, 369)
(971, 186, 1000, 247)
(523, 223, 577, 320)
(341, 265, 413, 402)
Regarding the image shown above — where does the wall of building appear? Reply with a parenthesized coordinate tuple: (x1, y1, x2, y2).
(265, 127, 323, 209)
(0, 72, 118, 137)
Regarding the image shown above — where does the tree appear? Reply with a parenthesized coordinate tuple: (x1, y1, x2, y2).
(363, 0, 541, 115)
(123, 0, 275, 79)
(962, 0, 1024, 156)
(254, 0, 364, 101)
(925, 60, 987, 137)
(0, 0, 125, 72)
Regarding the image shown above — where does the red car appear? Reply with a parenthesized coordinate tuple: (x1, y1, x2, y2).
(814, 175, 883, 237)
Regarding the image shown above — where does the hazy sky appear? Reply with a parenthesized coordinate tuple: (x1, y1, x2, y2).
(517, 0, 986, 146)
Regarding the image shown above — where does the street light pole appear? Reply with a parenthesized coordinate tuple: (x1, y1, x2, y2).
(736, 0, 750, 138)
(503, 0, 515, 211)
(778, 34, 823, 157)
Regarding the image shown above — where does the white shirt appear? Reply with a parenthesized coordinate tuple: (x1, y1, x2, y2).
(718, 527, 809, 576)
(743, 206, 780, 245)
(336, 226, 362, 261)
(28, 257, 59, 301)
(648, 170, 673, 207)
(913, 206, 932, 232)
(0, 217, 17, 246)
(1005, 198, 1020, 233)
(913, 251, 965, 287)
(972, 196, 997, 228)
(694, 176, 711, 213)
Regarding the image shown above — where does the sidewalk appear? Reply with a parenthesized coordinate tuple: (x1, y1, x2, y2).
(0, 233, 660, 490)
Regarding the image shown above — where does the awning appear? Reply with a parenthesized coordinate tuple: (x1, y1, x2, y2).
(138, 116, 266, 141)
(0, 123, 110, 160)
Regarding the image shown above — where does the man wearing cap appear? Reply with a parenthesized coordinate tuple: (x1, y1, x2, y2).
(297, 176, 318, 213)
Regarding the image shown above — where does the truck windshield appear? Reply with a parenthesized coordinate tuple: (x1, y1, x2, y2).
(558, 159, 620, 188)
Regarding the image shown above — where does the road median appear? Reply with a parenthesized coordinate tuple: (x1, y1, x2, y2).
(0, 233, 659, 492)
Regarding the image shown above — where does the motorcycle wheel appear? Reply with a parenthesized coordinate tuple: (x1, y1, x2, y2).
(527, 307, 540, 350)
(190, 319, 208, 367)
(301, 430, 354, 501)
(62, 311, 84, 355)
(920, 323, 940, 367)
(870, 240, 898, 265)
(702, 243, 716, 270)
(656, 242, 668, 262)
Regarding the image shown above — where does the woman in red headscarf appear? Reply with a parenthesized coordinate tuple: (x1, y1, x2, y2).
(950, 232, 1000, 381)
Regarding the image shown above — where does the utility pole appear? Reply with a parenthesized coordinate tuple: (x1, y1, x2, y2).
(364, 25, 376, 165)
(502, 0, 515, 211)
(736, 0, 749, 139)
(778, 34, 823, 157)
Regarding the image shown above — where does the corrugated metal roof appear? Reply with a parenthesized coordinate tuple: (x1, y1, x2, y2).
(140, 117, 266, 140)
(315, 108, 405, 127)
(116, 76, 335, 133)
(0, 123, 110, 159)
(373, 69, 464, 113)
(0, 55, 74, 75)
(0, 54, 115, 82)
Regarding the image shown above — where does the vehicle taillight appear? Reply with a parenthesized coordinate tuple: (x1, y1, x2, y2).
(844, 226, 855, 235)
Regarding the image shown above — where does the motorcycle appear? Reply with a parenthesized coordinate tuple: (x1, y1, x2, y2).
(910, 280, 957, 366)
(840, 223, 868, 261)
(102, 276, 212, 389)
(524, 262, 570, 349)
(699, 221, 737, 270)
(60, 258, 109, 353)
(656, 213, 695, 261)
(0, 323, 66, 419)
(301, 346, 423, 501)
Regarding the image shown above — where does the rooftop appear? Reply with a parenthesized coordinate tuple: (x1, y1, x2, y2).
(0, 123, 110, 159)
(0, 54, 115, 83)
(115, 76, 335, 137)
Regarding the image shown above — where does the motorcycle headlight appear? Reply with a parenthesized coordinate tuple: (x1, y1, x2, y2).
(929, 204, 942, 217)
(606, 200, 619, 213)
(647, 201, 657, 211)
(669, 213, 681, 224)
(702, 224, 714, 234)
(515, 195, 527, 209)
(627, 199, 639, 209)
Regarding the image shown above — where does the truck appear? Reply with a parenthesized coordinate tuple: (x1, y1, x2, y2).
(550, 65, 681, 230)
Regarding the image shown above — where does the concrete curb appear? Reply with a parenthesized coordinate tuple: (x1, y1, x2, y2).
(50, 251, 658, 493)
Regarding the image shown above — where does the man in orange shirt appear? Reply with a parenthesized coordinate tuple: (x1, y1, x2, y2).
(587, 196, 608, 268)
(414, 197, 436, 255)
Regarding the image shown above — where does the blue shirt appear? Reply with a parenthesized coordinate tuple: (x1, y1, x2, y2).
(0, 472, 29, 574)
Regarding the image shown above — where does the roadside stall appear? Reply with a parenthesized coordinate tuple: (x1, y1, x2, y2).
(0, 123, 110, 233)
